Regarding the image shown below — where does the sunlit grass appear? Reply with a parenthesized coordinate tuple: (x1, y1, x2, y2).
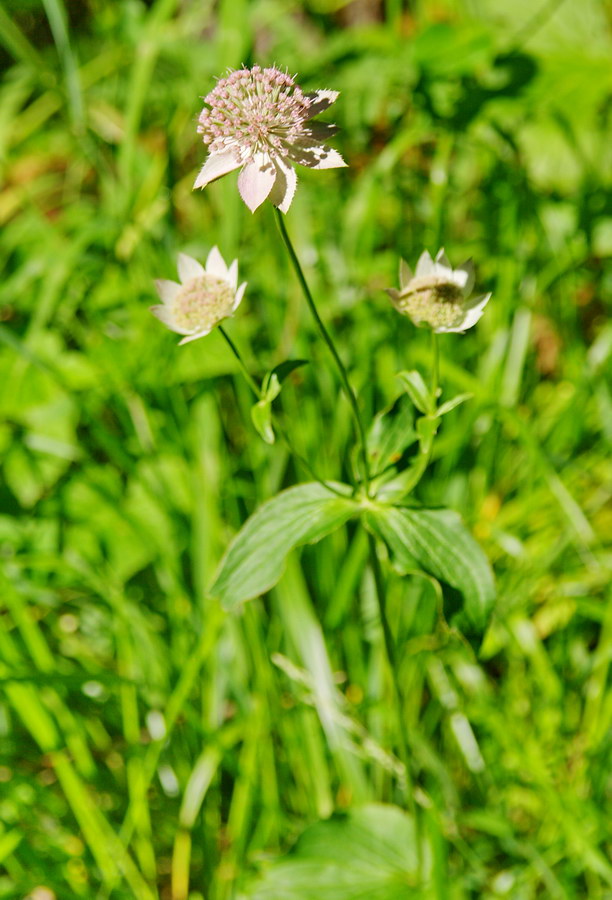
(0, 1, 610, 898)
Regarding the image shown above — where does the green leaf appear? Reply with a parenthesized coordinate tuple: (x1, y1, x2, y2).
(366, 505, 495, 630)
(436, 392, 473, 417)
(261, 371, 281, 402)
(251, 361, 309, 445)
(271, 358, 309, 384)
(397, 370, 433, 415)
(367, 394, 417, 476)
(240, 804, 419, 899)
(211, 483, 357, 610)
(250, 399, 275, 445)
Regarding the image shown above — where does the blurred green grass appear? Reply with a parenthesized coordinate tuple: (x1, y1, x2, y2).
(0, 0, 611, 898)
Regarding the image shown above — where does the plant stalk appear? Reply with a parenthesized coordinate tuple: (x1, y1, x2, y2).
(367, 532, 414, 811)
(218, 325, 344, 496)
(274, 209, 371, 494)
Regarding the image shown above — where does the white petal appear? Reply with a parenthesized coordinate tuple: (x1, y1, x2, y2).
(385, 288, 402, 302)
(399, 259, 413, 290)
(465, 292, 491, 316)
(439, 294, 491, 333)
(206, 246, 229, 279)
(269, 157, 298, 213)
(150, 305, 190, 335)
(237, 153, 276, 212)
(287, 141, 347, 170)
(432, 248, 454, 280)
(177, 253, 204, 284)
(435, 248, 451, 268)
(227, 259, 238, 290)
(232, 282, 247, 312)
(435, 263, 455, 281)
(304, 90, 339, 119)
(457, 259, 475, 295)
(154, 279, 180, 305)
(178, 327, 214, 345)
(193, 151, 241, 189)
(415, 250, 435, 277)
(447, 268, 469, 288)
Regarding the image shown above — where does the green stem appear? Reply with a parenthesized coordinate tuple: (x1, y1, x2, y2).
(274, 209, 371, 494)
(219, 325, 261, 398)
(431, 329, 439, 402)
(367, 532, 414, 811)
(402, 330, 440, 496)
(218, 325, 345, 497)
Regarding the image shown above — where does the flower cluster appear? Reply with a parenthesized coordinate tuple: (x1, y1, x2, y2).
(386, 249, 491, 333)
(150, 67, 491, 345)
(151, 248, 245, 345)
(194, 65, 346, 213)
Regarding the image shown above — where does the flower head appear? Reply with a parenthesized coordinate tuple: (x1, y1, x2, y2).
(194, 65, 346, 213)
(386, 249, 491, 333)
(151, 248, 246, 345)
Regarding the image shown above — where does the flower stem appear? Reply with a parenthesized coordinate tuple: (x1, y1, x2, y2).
(367, 532, 414, 811)
(219, 325, 260, 398)
(431, 329, 439, 401)
(218, 325, 345, 496)
(274, 209, 371, 494)
(401, 330, 440, 496)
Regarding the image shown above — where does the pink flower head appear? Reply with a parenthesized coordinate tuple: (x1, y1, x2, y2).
(194, 65, 346, 213)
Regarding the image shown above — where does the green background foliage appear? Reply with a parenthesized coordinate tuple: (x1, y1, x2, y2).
(0, 0, 611, 897)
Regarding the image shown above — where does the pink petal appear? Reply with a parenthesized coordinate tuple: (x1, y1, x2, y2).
(237, 154, 276, 212)
(302, 122, 339, 141)
(177, 253, 204, 283)
(154, 279, 180, 305)
(269, 157, 298, 213)
(287, 141, 347, 170)
(193, 150, 241, 189)
(304, 90, 340, 119)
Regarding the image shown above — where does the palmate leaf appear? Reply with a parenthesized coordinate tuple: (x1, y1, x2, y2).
(366, 505, 495, 630)
(240, 804, 419, 900)
(211, 482, 357, 610)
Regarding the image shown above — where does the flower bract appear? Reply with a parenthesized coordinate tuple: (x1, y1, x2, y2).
(151, 249, 246, 345)
(193, 65, 346, 213)
(386, 249, 491, 333)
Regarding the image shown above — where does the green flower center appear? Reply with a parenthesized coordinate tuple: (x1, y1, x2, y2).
(395, 275, 464, 329)
(172, 275, 235, 333)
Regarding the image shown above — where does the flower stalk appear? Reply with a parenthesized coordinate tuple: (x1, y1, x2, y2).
(218, 325, 345, 497)
(274, 209, 371, 493)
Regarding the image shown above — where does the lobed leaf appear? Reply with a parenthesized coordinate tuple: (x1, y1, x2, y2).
(211, 482, 357, 610)
(367, 505, 495, 630)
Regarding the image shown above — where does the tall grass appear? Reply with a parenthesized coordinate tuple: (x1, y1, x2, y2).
(0, 1, 610, 898)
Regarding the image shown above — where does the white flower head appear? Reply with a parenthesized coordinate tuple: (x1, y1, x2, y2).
(386, 249, 491, 333)
(151, 248, 246, 345)
(194, 65, 347, 214)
